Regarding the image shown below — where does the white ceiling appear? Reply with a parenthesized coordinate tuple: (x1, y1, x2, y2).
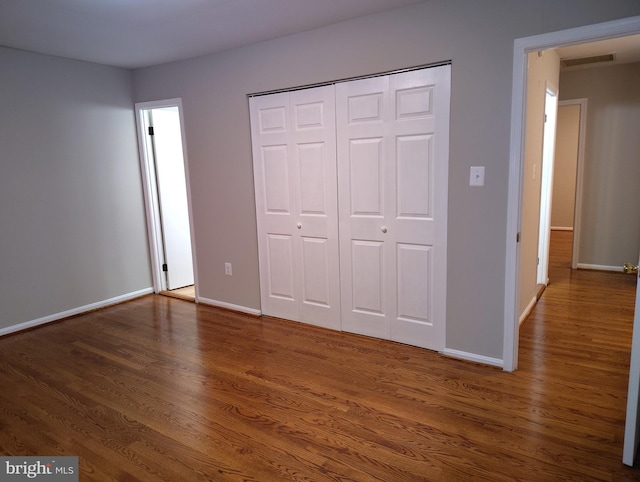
(3, 1, 639, 71)
(0, 0, 425, 69)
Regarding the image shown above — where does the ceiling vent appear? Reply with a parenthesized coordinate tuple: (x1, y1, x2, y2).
(560, 53, 616, 68)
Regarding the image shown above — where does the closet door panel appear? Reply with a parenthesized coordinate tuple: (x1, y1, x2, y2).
(337, 76, 393, 339)
(388, 66, 449, 350)
(291, 86, 341, 329)
(251, 93, 299, 320)
(251, 86, 340, 329)
(337, 66, 450, 351)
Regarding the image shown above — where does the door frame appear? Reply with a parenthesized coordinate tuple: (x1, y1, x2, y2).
(503, 15, 640, 372)
(135, 98, 198, 297)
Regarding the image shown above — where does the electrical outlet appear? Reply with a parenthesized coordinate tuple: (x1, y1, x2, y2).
(225, 262, 232, 276)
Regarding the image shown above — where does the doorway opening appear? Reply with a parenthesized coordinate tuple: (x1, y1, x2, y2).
(506, 16, 640, 467)
(135, 99, 197, 302)
(504, 16, 640, 372)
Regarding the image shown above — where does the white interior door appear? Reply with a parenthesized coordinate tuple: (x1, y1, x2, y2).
(537, 85, 558, 286)
(336, 65, 450, 350)
(250, 85, 341, 330)
(150, 107, 194, 290)
(623, 254, 640, 466)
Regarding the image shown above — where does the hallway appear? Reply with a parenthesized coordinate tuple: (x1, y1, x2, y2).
(519, 230, 638, 468)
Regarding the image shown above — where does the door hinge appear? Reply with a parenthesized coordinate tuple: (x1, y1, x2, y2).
(148, 126, 155, 136)
(544, 114, 547, 122)
(516, 232, 521, 243)
(162, 263, 168, 272)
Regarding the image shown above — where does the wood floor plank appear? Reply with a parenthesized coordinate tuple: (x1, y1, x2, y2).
(0, 230, 639, 480)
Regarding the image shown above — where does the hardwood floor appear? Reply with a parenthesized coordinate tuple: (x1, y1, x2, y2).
(0, 231, 638, 480)
(160, 285, 196, 301)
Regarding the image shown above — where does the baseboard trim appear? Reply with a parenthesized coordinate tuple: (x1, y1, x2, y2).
(577, 263, 622, 272)
(197, 297, 262, 316)
(442, 348, 503, 368)
(0, 288, 154, 337)
(519, 295, 538, 326)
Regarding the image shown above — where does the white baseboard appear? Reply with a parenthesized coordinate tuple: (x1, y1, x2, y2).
(577, 263, 623, 272)
(197, 297, 262, 316)
(0, 287, 154, 337)
(519, 296, 537, 326)
(551, 226, 573, 231)
(442, 348, 503, 368)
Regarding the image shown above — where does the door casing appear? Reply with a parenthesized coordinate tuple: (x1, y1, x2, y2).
(135, 98, 198, 296)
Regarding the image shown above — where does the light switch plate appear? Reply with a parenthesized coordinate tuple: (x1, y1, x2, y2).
(470, 166, 485, 187)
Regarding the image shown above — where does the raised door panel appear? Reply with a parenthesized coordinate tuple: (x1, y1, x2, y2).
(262, 145, 291, 214)
(349, 138, 384, 217)
(297, 143, 326, 214)
(350, 239, 387, 338)
(301, 237, 331, 307)
(266, 234, 295, 302)
(396, 134, 433, 219)
(396, 243, 433, 337)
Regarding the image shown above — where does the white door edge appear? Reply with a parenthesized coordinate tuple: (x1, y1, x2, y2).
(623, 253, 640, 466)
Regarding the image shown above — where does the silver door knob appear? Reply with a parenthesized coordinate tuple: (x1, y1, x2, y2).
(381, 226, 388, 233)
(297, 223, 302, 229)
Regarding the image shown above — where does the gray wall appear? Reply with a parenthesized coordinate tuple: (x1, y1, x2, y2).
(0, 47, 151, 329)
(551, 103, 580, 229)
(559, 62, 640, 269)
(132, 0, 640, 361)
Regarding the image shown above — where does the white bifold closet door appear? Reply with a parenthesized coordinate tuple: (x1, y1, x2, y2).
(250, 85, 341, 330)
(250, 65, 450, 352)
(336, 67, 450, 351)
